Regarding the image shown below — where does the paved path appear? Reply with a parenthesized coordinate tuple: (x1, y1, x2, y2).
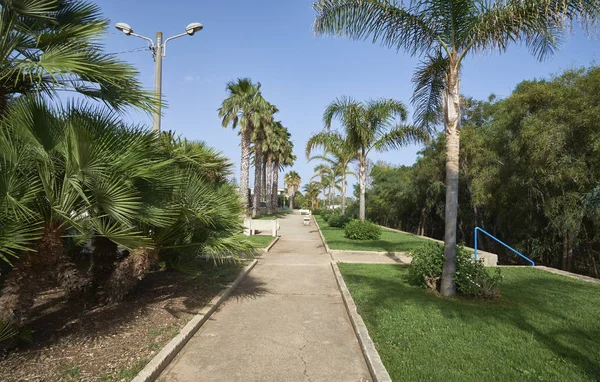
(158, 214, 371, 381)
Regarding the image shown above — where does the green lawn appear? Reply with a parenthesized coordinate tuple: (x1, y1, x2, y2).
(241, 235, 276, 249)
(339, 263, 600, 381)
(315, 215, 430, 252)
(256, 210, 291, 220)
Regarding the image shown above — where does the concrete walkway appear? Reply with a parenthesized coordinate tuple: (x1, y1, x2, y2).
(158, 214, 371, 381)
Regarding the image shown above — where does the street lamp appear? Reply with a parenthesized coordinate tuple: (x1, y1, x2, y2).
(115, 22, 204, 132)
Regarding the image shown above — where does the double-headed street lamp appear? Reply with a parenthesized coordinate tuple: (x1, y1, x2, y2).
(115, 22, 204, 132)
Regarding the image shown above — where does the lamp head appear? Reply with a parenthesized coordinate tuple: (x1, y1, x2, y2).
(115, 22, 133, 35)
(185, 22, 203, 36)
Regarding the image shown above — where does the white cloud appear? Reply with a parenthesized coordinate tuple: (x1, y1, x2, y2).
(184, 75, 194, 82)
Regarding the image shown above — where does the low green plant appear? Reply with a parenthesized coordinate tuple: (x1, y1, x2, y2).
(344, 220, 382, 240)
(408, 242, 445, 290)
(327, 214, 351, 228)
(408, 242, 502, 298)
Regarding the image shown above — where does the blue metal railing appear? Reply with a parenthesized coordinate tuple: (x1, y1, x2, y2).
(474, 227, 535, 266)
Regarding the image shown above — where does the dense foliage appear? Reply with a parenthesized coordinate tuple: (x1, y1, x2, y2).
(0, 98, 252, 335)
(361, 67, 600, 277)
(344, 220, 381, 240)
(327, 214, 351, 228)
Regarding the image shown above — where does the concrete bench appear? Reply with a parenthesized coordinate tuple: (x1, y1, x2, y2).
(243, 218, 280, 237)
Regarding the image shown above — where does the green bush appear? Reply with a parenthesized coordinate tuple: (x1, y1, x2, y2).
(328, 214, 351, 228)
(311, 208, 325, 216)
(344, 220, 382, 240)
(408, 242, 445, 290)
(408, 242, 502, 299)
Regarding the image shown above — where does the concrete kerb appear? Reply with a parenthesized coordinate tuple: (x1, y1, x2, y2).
(314, 215, 392, 381)
(331, 261, 392, 382)
(132, 259, 259, 382)
(262, 236, 280, 253)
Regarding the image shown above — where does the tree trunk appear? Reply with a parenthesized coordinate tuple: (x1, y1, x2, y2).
(272, 160, 279, 212)
(105, 247, 158, 302)
(265, 156, 273, 214)
(440, 64, 461, 297)
(88, 236, 119, 291)
(261, 158, 267, 208)
(290, 191, 295, 209)
(418, 208, 426, 236)
(0, 227, 64, 327)
(253, 140, 263, 218)
(240, 130, 251, 213)
(341, 172, 347, 215)
(359, 154, 367, 221)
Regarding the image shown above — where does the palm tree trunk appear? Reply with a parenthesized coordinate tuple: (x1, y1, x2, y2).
(272, 160, 280, 211)
(341, 172, 347, 215)
(440, 64, 461, 297)
(105, 247, 158, 302)
(253, 140, 263, 218)
(0, 227, 64, 327)
(290, 191, 295, 209)
(240, 130, 251, 213)
(266, 156, 273, 214)
(261, 159, 267, 206)
(359, 154, 367, 221)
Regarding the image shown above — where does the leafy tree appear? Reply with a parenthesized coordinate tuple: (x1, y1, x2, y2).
(284, 171, 301, 209)
(0, 0, 154, 112)
(306, 132, 357, 214)
(219, 78, 270, 212)
(314, 0, 600, 296)
(320, 96, 428, 221)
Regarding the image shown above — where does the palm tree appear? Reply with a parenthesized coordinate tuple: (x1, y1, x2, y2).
(312, 164, 334, 209)
(306, 132, 357, 214)
(284, 171, 302, 209)
(313, 0, 600, 297)
(251, 103, 278, 218)
(0, 97, 152, 326)
(319, 96, 428, 221)
(303, 182, 322, 210)
(264, 121, 295, 214)
(218, 78, 270, 212)
(273, 130, 295, 211)
(0, 0, 154, 113)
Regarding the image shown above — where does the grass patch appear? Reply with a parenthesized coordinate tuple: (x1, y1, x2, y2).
(315, 215, 430, 252)
(239, 235, 276, 249)
(339, 263, 600, 381)
(256, 210, 291, 220)
(99, 358, 148, 382)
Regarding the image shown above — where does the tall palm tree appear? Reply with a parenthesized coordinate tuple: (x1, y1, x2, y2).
(303, 182, 322, 210)
(319, 96, 428, 221)
(0, 0, 154, 113)
(306, 132, 357, 214)
(312, 164, 334, 209)
(313, 0, 600, 296)
(273, 130, 295, 211)
(251, 103, 278, 218)
(284, 171, 302, 209)
(263, 121, 294, 214)
(218, 78, 270, 212)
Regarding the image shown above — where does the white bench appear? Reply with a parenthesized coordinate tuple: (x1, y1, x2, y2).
(243, 218, 280, 237)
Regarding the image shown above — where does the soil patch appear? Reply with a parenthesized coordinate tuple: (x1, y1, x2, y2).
(0, 261, 244, 381)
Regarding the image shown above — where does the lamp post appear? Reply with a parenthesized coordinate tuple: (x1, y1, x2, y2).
(115, 22, 203, 132)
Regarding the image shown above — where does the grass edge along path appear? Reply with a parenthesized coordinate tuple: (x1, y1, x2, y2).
(338, 263, 600, 382)
(314, 215, 430, 253)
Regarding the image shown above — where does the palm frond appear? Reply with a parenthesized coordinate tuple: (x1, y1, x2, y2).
(411, 49, 448, 132)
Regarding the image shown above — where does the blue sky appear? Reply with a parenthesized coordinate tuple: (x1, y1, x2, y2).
(98, 0, 599, 193)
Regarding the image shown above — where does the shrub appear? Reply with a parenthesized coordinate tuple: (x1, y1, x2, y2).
(344, 220, 382, 240)
(408, 242, 502, 299)
(408, 242, 445, 290)
(454, 249, 503, 299)
(311, 208, 325, 216)
(328, 214, 351, 228)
